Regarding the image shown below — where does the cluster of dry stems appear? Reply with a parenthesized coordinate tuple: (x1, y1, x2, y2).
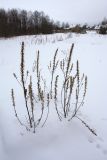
(11, 42, 97, 136)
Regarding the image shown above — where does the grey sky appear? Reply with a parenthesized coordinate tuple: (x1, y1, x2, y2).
(0, 0, 107, 24)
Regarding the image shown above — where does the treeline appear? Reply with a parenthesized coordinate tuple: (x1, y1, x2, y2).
(0, 8, 69, 37)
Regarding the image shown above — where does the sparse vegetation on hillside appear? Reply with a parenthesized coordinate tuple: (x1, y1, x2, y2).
(99, 18, 107, 34)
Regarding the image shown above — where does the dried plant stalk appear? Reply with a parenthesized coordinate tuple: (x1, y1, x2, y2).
(76, 116, 97, 136)
(20, 42, 32, 128)
(50, 48, 59, 99)
(54, 75, 62, 121)
(11, 89, 22, 125)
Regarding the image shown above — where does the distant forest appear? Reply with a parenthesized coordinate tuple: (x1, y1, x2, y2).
(0, 8, 69, 37)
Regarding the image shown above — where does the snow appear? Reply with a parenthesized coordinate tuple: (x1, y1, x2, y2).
(0, 31, 107, 160)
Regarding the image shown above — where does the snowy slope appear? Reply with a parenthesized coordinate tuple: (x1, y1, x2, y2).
(0, 32, 107, 160)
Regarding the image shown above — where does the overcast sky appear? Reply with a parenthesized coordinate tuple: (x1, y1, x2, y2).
(0, 0, 107, 25)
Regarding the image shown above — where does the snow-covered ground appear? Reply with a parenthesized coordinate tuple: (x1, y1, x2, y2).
(0, 31, 107, 160)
